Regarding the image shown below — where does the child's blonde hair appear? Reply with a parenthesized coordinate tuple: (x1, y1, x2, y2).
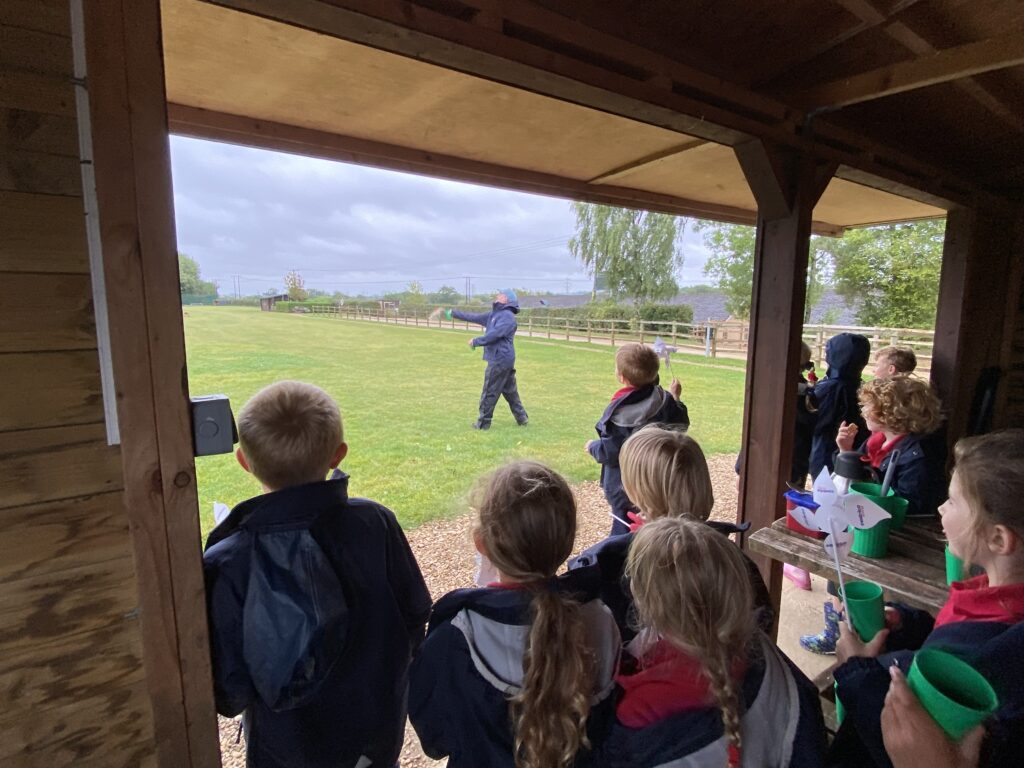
(876, 345, 917, 374)
(473, 461, 592, 768)
(627, 517, 755, 755)
(620, 425, 714, 521)
(953, 429, 1024, 558)
(616, 343, 660, 387)
(858, 376, 943, 435)
(237, 381, 342, 489)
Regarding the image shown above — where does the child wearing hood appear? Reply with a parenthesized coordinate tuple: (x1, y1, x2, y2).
(809, 332, 872, 478)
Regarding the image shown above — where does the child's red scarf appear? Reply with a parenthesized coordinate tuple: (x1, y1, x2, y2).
(861, 431, 906, 469)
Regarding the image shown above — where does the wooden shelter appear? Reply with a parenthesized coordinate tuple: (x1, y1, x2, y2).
(2, 1, 1022, 765)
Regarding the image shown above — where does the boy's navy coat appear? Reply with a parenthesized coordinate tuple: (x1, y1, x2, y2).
(809, 333, 871, 478)
(588, 383, 690, 526)
(599, 633, 827, 768)
(203, 473, 431, 768)
(452, 297, 520, 366)
(830, 611, 1024, 767)
(408, 570, 620, 768)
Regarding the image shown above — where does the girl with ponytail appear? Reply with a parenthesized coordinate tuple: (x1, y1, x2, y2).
(600, 517, 826, 768)
(408, 461, 620, 768)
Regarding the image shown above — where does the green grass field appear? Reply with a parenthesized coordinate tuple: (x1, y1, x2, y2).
(184, 306, 746, 535)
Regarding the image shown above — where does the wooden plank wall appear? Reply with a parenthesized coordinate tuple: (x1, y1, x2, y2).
(1000, 219, 1024, 428)
(0, 2, 158, 765)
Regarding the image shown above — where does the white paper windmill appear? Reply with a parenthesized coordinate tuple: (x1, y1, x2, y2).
(788, 468, 891, 629)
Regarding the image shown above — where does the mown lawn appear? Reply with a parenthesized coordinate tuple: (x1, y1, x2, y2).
(184, 306, 746, 535)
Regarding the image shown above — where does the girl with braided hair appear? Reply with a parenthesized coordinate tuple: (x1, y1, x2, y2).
(599, 517, 826, 767)
(408, 461, 620, 768)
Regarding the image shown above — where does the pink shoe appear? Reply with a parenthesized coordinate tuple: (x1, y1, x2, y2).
(784, 564, 812, 590)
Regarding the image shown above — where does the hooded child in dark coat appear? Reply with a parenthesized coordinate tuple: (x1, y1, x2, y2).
(809, 332, 871, 478)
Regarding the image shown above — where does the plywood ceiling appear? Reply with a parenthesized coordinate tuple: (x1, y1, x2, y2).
(161, 0, 945, 231)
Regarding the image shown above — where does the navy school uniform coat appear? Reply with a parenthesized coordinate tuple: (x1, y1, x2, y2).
(809, 333, 871, 479)
(851, 430, 948, 518)
(203, 472, 431, 768)
(829, 603, 1024, 767)
(599, 633, 827, 768)
(451, 297, 520, 367)
(568, 521, 774, 642)
(588, 383, 691, 521)
(408, 569, 621, 768)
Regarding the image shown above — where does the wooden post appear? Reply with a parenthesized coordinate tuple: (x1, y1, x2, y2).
(611, 324, 617, 346)
(932, 207, 1021, 445)
(83, 1, 219, 764)
(566, 318, 570, 340)
(587, 319, 592, 342)
(734, 139, 837, 624)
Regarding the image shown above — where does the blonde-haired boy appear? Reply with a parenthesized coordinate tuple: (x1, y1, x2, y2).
(584, 342, 689, 536)
(872, 345, 917, 379)
(204, 380, 430, 768)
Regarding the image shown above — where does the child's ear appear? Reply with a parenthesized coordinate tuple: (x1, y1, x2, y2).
(236, 447, 252, 474)
(329, 442, 348, 469)
(472, 530, 489, 558)
(988, 524, 1020, 557)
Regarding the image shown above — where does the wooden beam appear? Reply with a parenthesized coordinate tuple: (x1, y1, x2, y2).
(796, 31, 1024, 109)
(169, 104, 775, 228)
(81, 2, 219, 766)
(201, 0, 991, 209)
(586, 139, 706, 185)
(735, 142, 837, 628)
(833, 0, 1024, 132)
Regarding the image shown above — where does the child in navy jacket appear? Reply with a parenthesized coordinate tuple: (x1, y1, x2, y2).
(203, 381, 431, 768)
(586, 342, 689, 536)
(572, 425, 772, 641)
(599, 517, 826, 767)
(829, 429, 1024, 768)
(809, 333, 871, 478)
(408, 461, 620, 768)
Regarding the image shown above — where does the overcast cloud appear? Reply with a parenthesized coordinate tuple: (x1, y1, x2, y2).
(169, 135, 711, 297)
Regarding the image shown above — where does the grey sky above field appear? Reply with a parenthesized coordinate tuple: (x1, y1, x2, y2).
(169, 135, 713, 297)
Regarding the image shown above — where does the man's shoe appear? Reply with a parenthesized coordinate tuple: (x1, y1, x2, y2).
(799, 602, 842, 655)
(472, 421, 490, 430)
(516, 418, 529, 426)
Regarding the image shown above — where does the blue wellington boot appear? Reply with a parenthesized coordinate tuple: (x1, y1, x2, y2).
(799, 602, 842, 655)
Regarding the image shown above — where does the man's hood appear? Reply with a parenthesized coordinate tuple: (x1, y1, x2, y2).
(824, 333, 871, 380)
(493, 297, 520, 314)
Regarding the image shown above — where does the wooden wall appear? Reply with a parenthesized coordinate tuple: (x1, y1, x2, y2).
(0, 3, 158, 765)
(1000, 220, 1024, 428)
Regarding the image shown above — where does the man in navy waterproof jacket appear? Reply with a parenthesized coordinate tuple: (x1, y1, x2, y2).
(204, 470, 431, 768)
(809, 332, 871, 478)
(451, 289, 528, 429)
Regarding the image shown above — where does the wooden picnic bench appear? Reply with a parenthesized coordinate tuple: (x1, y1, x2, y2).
(750, 516, 951, 733)
(748, 517, 949, 615)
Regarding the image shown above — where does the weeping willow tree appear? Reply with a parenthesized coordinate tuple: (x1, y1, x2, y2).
(569, 203, 685, 303)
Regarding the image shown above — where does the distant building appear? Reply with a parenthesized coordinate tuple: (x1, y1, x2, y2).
(259, 293, 289, 311)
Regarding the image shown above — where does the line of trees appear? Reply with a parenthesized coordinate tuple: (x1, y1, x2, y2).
(695, 219, 946, 328)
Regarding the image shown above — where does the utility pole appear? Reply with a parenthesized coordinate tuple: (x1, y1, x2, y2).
(464, 275, 471, 304)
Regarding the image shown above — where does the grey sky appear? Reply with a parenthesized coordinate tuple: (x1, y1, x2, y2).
(169, 135, 712, 297)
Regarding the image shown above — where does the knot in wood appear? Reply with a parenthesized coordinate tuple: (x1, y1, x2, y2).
(173, 471, 192, 488)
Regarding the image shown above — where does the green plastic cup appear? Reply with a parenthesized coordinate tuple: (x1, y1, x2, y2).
(945, 544, 965, 584)
(907, 648, 998, 740)
(844, 580, 885, 642)
(850, 482, 907, 529)
(834, 681, 845, 726)
(851, 518, 891, 558)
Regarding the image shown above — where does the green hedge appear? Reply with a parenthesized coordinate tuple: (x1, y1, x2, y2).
(519, 301, 693, 325)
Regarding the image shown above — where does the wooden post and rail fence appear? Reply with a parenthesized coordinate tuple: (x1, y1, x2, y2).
(300, 304, 937, 375)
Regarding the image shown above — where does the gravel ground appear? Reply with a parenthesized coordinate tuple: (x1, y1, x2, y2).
(218, 454, 741, 767)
